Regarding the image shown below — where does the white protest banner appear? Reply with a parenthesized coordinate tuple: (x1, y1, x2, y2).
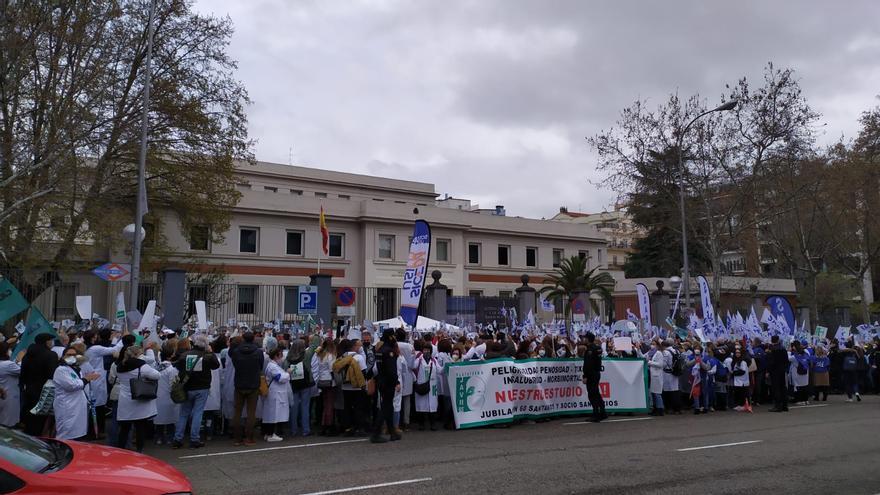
(75, 296, 92, 321)
(814, 325, 828, 340)
(346, 326, 362, 341)
(613, 336, 633, 353)
(115, 292, 126, 320)
(836, 326, 851, 342)
(137, 300, 156, 332)
(446, 357, 648, 429)
(195, 300, 208, 330)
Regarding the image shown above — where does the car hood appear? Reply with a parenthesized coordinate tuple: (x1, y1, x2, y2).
(50, 440, 191, 492)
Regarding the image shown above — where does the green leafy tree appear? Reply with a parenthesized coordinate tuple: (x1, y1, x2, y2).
(540, 256, 615, 324)
(0, 0, 253, 295)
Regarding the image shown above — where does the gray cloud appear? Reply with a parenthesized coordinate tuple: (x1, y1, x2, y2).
(194, 0, 880, 217)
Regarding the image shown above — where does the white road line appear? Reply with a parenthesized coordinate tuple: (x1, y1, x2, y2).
(563, 417, 654, 425)
(676, 440, 762, 452)
(789, 404, 829, 409)
(178, 439, 367, 459)
(297, 478, 433, 495)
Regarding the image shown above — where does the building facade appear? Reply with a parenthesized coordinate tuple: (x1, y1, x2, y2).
(551, 205, 641, 271)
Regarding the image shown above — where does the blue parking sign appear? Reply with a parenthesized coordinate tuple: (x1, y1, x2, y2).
(298, 285, 317, 315)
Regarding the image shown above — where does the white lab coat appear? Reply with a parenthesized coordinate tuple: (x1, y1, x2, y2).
(463, 342, 486, 361)
(789, 352, 809, 388)
(155, 363, 180, 425)
(116, 362, 161, 421)
(662, 350, 678, 392)
(0, 360, 21, 427)
(648, 349, 667, 395)
(413, 355, 439, 413)
(262, 360, 290, 424)
(221, 356, 236, 419)
(205, 367, 221, 412)
(732, 360, 750, 387)
(435, 352, 451, 397)
(397, 342, 415, 396)
(52, 364, 89, 440)
(84, 342, 122, 407)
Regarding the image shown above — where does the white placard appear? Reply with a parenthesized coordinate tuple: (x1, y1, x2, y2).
(346, 327, 362, 341)
(195, 300, 208, 330)
(75, 296, 92, 320)
(613, 336, 633, 353)
(137, 300, 156, 332)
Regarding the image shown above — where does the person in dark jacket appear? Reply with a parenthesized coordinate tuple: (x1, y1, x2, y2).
(371, 329, 401, 443)
(228, 331, 264, 446)
(582, 332, 606, 423)
(20, 333, 59, 436)
(171, 335, 220, 449)
(767, 335, 789, 412)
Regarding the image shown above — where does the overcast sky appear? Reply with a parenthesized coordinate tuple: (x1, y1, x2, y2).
(194, 0, 880, 219)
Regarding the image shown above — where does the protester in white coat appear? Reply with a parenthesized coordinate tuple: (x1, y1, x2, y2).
(661, 340, 681, 414)
(84, 330, 122, 423)
(154, 341, 180, 445)
(53, 347, 100, 440)
(395, 328, 415, 429)
(647, 341, 668, 415)
(262, 348, 290, 442)
(0, 342, 21, 427)
(731, 349, 751, 411)
(413, 344, 439, 430)
(115, 345, 160, 452)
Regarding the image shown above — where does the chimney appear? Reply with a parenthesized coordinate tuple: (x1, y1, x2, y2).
(559, 206, 568, 214)
(495, 205, 506, 216)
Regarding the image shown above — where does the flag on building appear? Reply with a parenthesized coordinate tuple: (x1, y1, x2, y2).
(319, 206, 329, 256)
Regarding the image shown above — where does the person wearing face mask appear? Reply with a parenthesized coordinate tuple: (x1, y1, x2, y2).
(413, 343, 439, 431)
(262, 348, 290, 443)
(53, 346, 101, 440)
(0, 342, 21, 427)
(434, 339, 454, 430)
(647, 340, 668, 416)
(581, 332, 606, 423)
(115, 344, 161, 452)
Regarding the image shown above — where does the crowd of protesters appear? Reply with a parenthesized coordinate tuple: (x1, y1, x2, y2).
(0, 321, 875, 451)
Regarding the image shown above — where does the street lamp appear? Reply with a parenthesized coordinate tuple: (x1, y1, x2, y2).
(677, 99, 738, 311)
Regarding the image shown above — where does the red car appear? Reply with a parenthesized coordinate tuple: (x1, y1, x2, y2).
(0, 427, 192, 494)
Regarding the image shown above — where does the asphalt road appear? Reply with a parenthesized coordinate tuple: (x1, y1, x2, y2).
(144, 396, 880, 495)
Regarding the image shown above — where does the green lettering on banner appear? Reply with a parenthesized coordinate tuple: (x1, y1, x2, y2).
(456, 376, 474, 412)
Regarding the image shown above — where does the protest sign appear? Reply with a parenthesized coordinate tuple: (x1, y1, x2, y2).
(75, 296, 92, 321)
(446, 357, 648, 429)
(814, 326, 828, 340)
(195, 300, 208, 330)
(137, 301, 156, 332)
(613, 337, 633, 353)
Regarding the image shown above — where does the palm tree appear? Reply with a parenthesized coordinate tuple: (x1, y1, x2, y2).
(540, 255, 616, 324)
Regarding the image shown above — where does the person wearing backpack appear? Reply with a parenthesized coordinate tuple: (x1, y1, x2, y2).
(840, 343, 861, 402)
(286, 338, 317, 437)
(662, 340, 681, 414)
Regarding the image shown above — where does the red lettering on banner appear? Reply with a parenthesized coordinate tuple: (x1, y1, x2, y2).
(599, 382, 611, 398)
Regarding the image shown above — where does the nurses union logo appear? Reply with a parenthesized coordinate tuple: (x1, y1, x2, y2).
(454, 375, 486, 413)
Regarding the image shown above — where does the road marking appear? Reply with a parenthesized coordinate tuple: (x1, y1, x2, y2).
(297, 478, 433, 495)
(676, 440, 762, 452)
(789, 404, 829, 409)
(178, 438, 367, 459)
(563, 417, 654, 425)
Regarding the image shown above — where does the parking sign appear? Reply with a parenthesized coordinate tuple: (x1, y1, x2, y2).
(298, 285, 317, 315)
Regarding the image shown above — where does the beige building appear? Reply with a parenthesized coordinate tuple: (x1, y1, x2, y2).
(36, 161, 607, 324)
(551, 205, 642, 271)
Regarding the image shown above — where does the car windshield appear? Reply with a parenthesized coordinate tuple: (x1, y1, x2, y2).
(0, 427, 55, 473)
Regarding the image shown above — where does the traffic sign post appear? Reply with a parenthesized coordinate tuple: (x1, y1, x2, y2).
(298, 285, 318, 315)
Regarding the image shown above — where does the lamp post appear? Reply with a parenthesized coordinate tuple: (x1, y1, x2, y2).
(677, 99, 737, 311)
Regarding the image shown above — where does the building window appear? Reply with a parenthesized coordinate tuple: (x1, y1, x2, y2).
(239, 228, 258, 253)
(552, 249, 564, 268)
(468, 243, 481, 264)
(378, 234, 395, 260)
(291, 189, 303, 195)
(338, 194, 350, 200)
(286, 230, 303, 256)
(55, 283, 77, 318)
(189, 225, 210, 251)
(597, 249, 603, 264)
(526, 247, 537, 268)
(314, 192, 327, 198)
(238, 286, 257, 314)
(499, 291, 512, 299)
(436, 239, 450, 263)
(578, 250, 588, 260)
(498, 245, 510, 266)
(612, 255, 618, 266)
(373, 198, 385, 202)
(469, 290, 483, 297)
(328, 233, 344, 258)
(264, 186, 277, 193)
(283, 286, 299, 314)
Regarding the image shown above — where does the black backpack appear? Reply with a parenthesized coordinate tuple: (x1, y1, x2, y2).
(671, 353, 685, 377)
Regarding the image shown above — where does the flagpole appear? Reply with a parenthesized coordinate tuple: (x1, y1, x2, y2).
(129, 0, 157, 313)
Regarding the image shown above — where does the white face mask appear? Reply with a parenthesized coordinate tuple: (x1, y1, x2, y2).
(452, 354, 460, 362)
(538, 349, 546, 357)
(557, 348, 567, 357)
(64, 356, 77, 365)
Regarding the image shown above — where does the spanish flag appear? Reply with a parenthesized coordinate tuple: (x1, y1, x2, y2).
(319, 206, 329, 256)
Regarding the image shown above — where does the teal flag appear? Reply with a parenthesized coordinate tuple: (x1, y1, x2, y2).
(13, 306, 57, 357)
(0, 278, 28, 325)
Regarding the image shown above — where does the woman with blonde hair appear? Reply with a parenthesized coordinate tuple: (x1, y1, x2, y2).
(315, 338, 336, 435)
(812, 346, 830, 402)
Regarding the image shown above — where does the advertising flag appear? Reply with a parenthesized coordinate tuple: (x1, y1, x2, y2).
(319, 206, 329, 256)
(399, 220, 431, 328)
(635, 283, 651, 325)
(765, 295, 795, 334)
(0, 278, 28, 325)
(696, 276, 715, 326)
